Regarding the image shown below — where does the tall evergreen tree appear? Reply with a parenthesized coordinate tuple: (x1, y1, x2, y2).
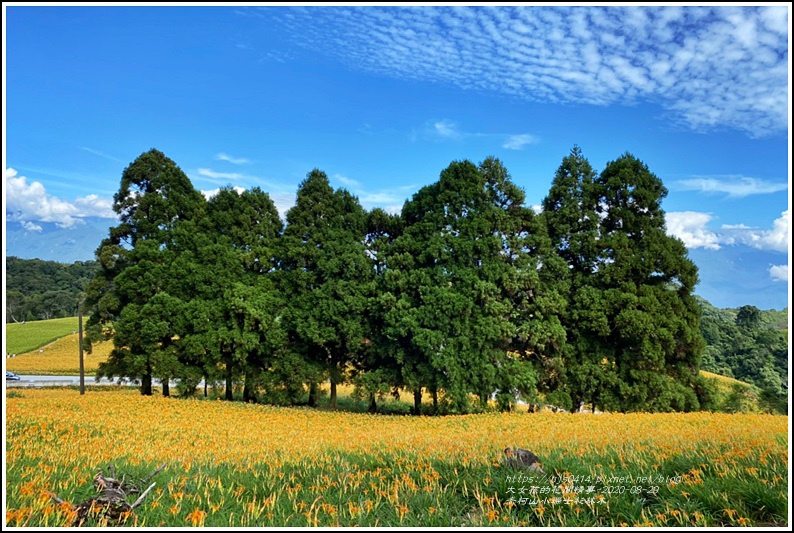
(544, 148, 708, 412)
(280, 170, 373, 408)
(353, 208, 405, 413)
(542, 146, 614, 411)
(481, 157, 567, 411)
(382, 158, 560, 413)
(90, 149, 206, 395)
(594, 153, 705, 411)
(203, 187, 285, 402)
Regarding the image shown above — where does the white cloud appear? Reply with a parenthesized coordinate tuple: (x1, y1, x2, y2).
(22, 221, 43, 232)
(769, 264, 788, 282)
(215, 153, 250, 165)
(74, 194, 116, 219)
(267, 5, 788, 137)
(201, 186, 247, 200)
(5, 168, 117, 228)
(666, 211, 722, 250)
(197, 168, 246, 180)
(270, 192, 297, 221)
(722, 210, 789, 253)
(674, 175, 788, 197)
(667, 210, 789, 253)
(503, 134, 538, 150)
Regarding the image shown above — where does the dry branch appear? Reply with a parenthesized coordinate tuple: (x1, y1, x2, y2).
(49, 463, 167, 526)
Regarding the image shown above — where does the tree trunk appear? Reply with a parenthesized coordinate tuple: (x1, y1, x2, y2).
(330, 380, 337, 409)
(413, 388, 422, 416)
(225, 354, 234, 401)
(308, 382, 318, 407)
(432, 388, 438, 412)
(141, 368, 152, 396)
(368, 393, 378, 414)
(243, 374, 256, 403)
(204, 376, 208, 398)
(162, 378, 170, 398)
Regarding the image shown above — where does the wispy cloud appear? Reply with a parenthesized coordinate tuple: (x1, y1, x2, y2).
(667, 209, 789, 253)
(266, 5, 788, 137)
(327, 173, 417, 214)
(503, 134, 538, 150)
(673, 175, 788, 197)
(215, 153, 250, 165)
(80, 147, 124, 163)
(333, 173, 361, 188)
(433, 120, 461, 139)
(197, 168, 246, 181)
(5, 168, 117, 228)
(422, 119, 538, 150)
(193, 168, 298, 206)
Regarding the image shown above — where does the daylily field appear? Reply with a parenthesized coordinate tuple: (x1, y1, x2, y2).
(4, 387, 789, 527)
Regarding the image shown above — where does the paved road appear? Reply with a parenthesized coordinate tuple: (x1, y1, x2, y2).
(5, 375, 178, 388)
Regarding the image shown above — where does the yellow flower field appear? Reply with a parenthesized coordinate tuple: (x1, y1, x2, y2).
(5, 334, 111, 375)
(4, 388, 788, 527)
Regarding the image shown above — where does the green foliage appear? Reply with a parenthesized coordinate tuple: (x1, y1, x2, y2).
(91, 150, 207, 395)
(5, 257, 98, 323)
(380, 158, 561, 414)
(697, 297, 787, 413)
(280, 169, 373, 408)
(543, 148, 707, 413)
(78, 146, 786, 415)
(698, 371, 780, 414)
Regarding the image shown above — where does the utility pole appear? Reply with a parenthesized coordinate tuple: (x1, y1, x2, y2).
(78, 299, 85, 395)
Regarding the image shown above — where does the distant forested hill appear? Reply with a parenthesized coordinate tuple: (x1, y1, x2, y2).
(5, 256, 99, 323)
(698, 296, 788, 413)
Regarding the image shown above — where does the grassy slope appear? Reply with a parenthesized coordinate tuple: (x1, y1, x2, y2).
(6, 333, 112, 375)
(5, 316, 80, 355)
(699, 370, 766, 413)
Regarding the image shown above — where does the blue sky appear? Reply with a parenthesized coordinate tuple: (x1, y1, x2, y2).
(3, 4, 791, 311)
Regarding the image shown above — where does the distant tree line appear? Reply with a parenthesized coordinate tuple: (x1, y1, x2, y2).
(75, 147, 740, 413)
(5, 257, 98, 323)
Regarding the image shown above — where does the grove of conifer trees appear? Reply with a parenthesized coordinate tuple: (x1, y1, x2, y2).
(84, 146, 711, 414)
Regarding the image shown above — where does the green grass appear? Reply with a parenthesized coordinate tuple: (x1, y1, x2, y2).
(5, 317, 79, 355)
(6, 447, 788, 527)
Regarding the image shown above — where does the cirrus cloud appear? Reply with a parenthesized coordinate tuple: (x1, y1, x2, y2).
(673, 175, 788, 197)
(215, 153, 250, 165)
